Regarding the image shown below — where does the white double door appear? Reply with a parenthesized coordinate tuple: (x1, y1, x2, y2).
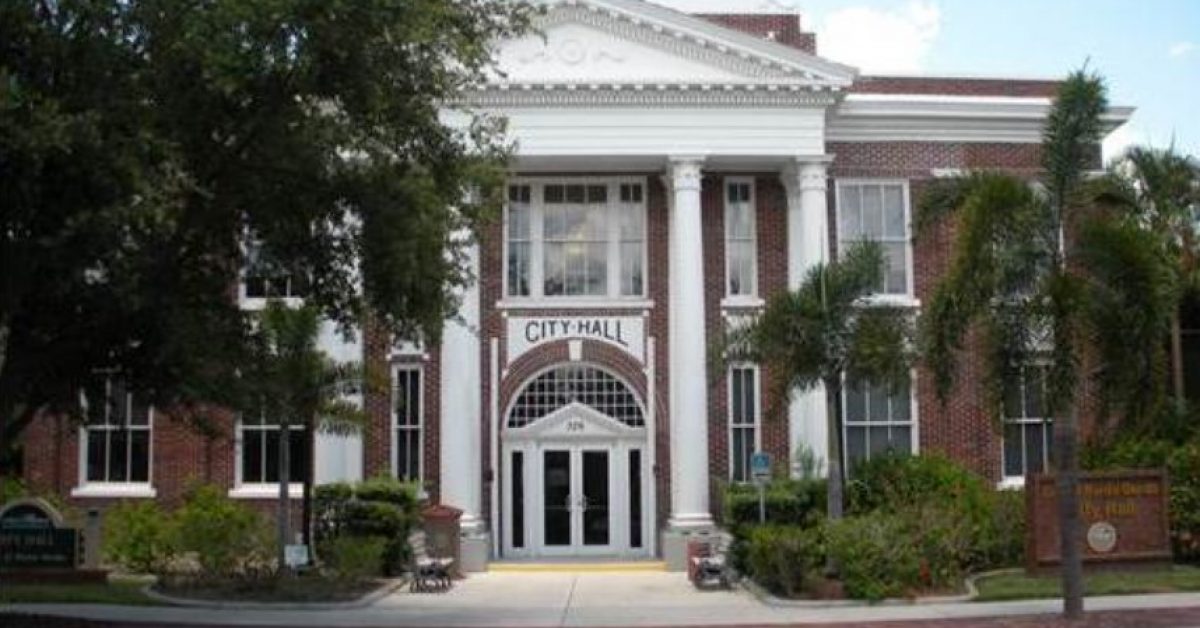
(504, 440, 648, 558)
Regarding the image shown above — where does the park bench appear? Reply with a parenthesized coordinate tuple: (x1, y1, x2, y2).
(408, 529, 455, 592)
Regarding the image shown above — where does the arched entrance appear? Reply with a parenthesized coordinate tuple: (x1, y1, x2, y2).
(502, 364, 650, 559)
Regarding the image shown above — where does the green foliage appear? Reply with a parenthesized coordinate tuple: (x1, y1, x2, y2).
(103, 501, 179, 575)
(0, 0, 534, 464)
(824, 511, 921, 601)
(847, 453, 989, 521)
(723, 479, 825, 532)
(0, 476, 26, 505)
(314, 477, 420, 576)
(322, 535, 387, 584)
(174, 485, 276, 581)
(745, 525, 824, 598)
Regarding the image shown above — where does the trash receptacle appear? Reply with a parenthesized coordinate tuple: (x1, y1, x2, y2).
(421, 504, 463, 577)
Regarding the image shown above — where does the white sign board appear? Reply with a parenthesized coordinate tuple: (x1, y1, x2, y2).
(285, 544, 309, 568)
(507, 316, 644, 365)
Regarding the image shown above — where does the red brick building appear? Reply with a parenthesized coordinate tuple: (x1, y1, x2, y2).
(21, 0, 1132, 571)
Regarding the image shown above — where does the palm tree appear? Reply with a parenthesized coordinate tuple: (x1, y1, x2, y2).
(241, 301, 368, 572)
(1091, 146, 1200, 414)
(719, 241, 915, 524)
(919, 70, 1176, 619)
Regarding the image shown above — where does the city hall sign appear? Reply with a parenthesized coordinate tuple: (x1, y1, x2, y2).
(507, 316, 645, 364)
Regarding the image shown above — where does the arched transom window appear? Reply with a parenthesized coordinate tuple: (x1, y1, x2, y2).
(508, 365, 643, 428)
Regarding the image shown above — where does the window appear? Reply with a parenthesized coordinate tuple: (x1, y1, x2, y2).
(725, 181, 756, 297)
(843, 375, 914, 471)
(393, 365, 423, 482)
(1003, 365, 1053, 479)
(239, 410, 309, 485)
(837, 181, 910, 296)
(81, 376, 151, 484)
(242, 238, 308, 300)
(508, 365, 643, 428)
(728, 366, 759, 482)
(505, 181, 646, 300)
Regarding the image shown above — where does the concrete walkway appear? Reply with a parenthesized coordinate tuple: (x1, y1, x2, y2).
(5, 571, 1200, 627)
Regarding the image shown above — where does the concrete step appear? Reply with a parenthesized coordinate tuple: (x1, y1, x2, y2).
(488, 560, 668, 573)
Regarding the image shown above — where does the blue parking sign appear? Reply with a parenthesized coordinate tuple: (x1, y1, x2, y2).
(750, 451, 771, 481)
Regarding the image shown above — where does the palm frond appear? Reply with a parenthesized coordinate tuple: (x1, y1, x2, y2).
(1041, 70, 1107, 214)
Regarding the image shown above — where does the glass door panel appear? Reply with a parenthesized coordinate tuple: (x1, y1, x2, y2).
(581, 450, 610, 546)
(543, 450, 571, 546)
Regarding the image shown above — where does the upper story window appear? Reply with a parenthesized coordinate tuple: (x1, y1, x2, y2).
(725, 180, 757, 298)
(238, 410, 309, 485)
(1002, 365, 1053, 480)
(393, 365, 423, 483)
(80, 375, 152, 485)
(836, 181, 911, 297)
(505, 180, 646, 301)
(242, 237, 308, 301)
(843, 374, 915, 473)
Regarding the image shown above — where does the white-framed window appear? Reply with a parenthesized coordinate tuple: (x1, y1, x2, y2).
(728, 365, 760, 482)
(843, 374, 915, 472)
(836, 180, 912, 297)
(237, 410, 308, 486)
(504, 179, 647, 301)
(392, 364, 423, 482)
(1002, 365, 1053, 479)
(240, 237, 308, 301)
(724, 179, 756, 298)
(79, 376, 152, 486)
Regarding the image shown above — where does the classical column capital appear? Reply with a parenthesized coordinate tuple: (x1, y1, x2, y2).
(782, 155, 834, 195)
(667, 155, 706, 192)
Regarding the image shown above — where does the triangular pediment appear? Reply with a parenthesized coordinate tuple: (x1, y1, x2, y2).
(505, 403, 645, 442)
(489, 0, 855, 90)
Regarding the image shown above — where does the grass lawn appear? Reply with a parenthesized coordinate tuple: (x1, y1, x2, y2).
(0, 580, 159, 606)
(974, 566, 1200, 601)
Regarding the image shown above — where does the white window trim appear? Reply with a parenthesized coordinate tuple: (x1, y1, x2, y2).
(74, 379, 155, 497)
(841, 370, 920, 467)
(231, 415, 307, 497)
(1000, 365, 1053, 483)
(502, 177, 649, 304)
(727, 363, 762, 483)
(834, 178, 916, 301)
(237, 232, 307, 310)
(724, 177, 758, 299)
(390, 363, 424, 483)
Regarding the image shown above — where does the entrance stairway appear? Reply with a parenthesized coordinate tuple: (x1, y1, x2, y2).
(488, 560, 667, 573)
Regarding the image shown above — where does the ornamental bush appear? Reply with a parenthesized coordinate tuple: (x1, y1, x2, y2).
(104, 501, 179, 575)
(847, 452, 990, 523)
(744, 525, 823, 598)
(323, 535, 387, 583)
(723, 478, 825, 531)
(314, 476, 421, 576)
(174, 484, 276, 581)
(824, 511, 921, 601)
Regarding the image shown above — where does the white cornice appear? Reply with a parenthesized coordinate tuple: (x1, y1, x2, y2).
(467, 84, 839, 108)
(828, 94, 1135, 144)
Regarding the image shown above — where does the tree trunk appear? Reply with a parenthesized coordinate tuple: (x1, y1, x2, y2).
(1171, 308, 1186, 412)
(1055, 408, 1084, 619)
(301, 415, 315, 562)
(824, 377, 845, 521)
(277, 420, 291, 575)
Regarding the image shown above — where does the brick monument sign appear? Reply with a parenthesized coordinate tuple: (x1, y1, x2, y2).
(1026, 470, 1172, 572)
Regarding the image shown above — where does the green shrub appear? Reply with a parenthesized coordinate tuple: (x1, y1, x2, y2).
(323, 535, 387, 583)
(355, 476, 420, 513)
(313, 477, 421, 576)
(974, 488, 1026, 569)
(314, 482, 354, 544)
(174, 484, 275, 581)
(745, 525, 823, 597)
(104, 501, 178, 575)
(0, 476, 25, 505)
(847, 452, 989, 524)
(723, 479, 825, 531)
(825, 512, 921, 601)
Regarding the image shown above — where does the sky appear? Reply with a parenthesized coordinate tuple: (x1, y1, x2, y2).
(652, 0, 1200, 161)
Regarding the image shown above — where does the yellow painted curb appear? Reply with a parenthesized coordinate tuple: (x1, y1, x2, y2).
(488, 561, 668, 573)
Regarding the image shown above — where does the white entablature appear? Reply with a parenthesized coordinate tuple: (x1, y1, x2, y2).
(484, 0, 855, 101)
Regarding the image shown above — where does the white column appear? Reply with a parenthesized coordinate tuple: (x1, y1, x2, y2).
(440, 241, 483, 532)
(783, 158, 833, 476)
(667, 156, 713, 530)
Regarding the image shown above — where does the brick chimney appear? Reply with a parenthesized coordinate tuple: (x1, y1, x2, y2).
(694, 14, 817, 54)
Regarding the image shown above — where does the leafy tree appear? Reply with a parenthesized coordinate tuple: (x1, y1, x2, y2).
(919, 70, 1176, 618)
(239, 301, 368, 571)
(1091, 147, 1200, 415)
(719, 242, 915, 527)
(0, 0, 532, 470)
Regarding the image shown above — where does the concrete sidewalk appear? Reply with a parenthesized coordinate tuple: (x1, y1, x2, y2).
(4, 571, 1200, 627)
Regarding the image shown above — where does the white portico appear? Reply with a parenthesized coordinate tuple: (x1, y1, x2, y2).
(439, 0, 856, 568)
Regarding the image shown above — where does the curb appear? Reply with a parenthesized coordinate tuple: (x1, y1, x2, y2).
(141, 578, 406, 610)
(740, 569, 999, 608)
